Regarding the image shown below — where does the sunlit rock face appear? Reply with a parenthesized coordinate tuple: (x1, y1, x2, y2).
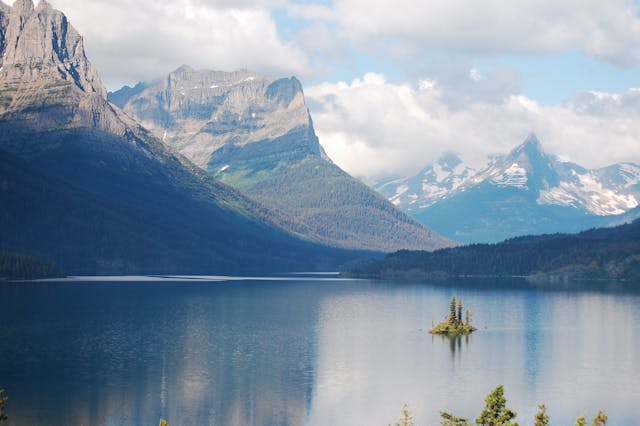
(0, 0, 356, 274)
(117, 67, 452, 252)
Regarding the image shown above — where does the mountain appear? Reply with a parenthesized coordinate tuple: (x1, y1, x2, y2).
(342, 218, 640, 284)
(114, 66, 450, 252)
(375, 152, 476, 210)
(0, 0, 359, 274)
(375, 135, 640, 243)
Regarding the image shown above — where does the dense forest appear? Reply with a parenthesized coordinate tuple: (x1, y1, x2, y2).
(0, 251, 65, 280)
(342, 219, 640, 283)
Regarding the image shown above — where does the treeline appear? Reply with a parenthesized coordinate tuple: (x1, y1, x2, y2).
(343, 219, 640, 282)
(243, 155, 444, 252)
(0, 251, 65, 280)
(390, 385, 608, 426)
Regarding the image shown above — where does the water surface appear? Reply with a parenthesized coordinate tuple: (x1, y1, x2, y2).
(0, 277, 638, 425)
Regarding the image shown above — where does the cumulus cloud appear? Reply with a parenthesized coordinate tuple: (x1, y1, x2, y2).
(306, 73, 640, 181)
(329, 0, 640, 67)
(34, 0, 308, 89)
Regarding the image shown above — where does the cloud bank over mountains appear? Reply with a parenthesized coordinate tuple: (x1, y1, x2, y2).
(12, 0, 640, 180)
(306, 74, 640, 180)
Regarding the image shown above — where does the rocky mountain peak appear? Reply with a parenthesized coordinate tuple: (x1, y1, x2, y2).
(119, 67, 325, 170)
(509, 133, 546, 161)
(11, 0, 33, 13)
(490, 134, 559, 190)
(0, 0, 106, 98)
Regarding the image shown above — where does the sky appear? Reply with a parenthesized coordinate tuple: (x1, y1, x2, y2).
(10, 0, 640, 180)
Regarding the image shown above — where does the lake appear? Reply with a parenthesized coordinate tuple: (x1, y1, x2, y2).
(0, 276, 638, 425)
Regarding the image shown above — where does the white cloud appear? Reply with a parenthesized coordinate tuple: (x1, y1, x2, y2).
(306, 73, 640, 181)
(34, 0, 308, 89)
(330, 0, 640, 67)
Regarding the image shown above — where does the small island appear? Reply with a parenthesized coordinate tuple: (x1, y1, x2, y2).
(429, 296, 477, 336)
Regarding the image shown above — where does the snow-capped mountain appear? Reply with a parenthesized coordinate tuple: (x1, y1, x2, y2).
(376, 153, 476, 210)
(375, 134, 640, 243)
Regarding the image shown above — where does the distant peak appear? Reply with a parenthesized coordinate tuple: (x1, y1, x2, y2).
(438, 152, 462, 169)
(522, 133, 542, 148)
(173, 64, 194, 74)
(510, 133, 545, 157)
(35, 0, 52, 11)
(11, 0, 34, 12)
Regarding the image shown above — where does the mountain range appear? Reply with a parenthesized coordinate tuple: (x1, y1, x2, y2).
(0, 0, 448, 275)
(0, 0, 353, 274)
(111, 66, 448, 252)
(375, 135, 640, 243)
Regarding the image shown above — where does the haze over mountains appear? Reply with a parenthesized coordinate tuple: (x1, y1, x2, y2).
(112, 67, 448, 252)
(376, 135, 640, 243)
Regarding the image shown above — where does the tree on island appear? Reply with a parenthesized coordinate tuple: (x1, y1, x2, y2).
(430, 296, 476, 336)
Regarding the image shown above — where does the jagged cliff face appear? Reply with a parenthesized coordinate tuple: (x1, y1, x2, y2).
(121, 66, 327, 173)
(0, 0, 136, 142)
(0, 0, 104, 96)
(0, 0, 357, 273)
(117, 67, 451, 252)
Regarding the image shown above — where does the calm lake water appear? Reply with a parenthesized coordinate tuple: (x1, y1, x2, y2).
(0, 276, 638, 426)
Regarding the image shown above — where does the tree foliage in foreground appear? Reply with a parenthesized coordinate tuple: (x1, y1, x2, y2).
(392, 385, 607, 426)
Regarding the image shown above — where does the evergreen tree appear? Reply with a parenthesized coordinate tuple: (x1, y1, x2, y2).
(457, 300, 463, 325)
(390, 404, 414, 426)
(533, 404, 549, 426)
(465, 309, 471, 326)
(475, 385, 519, 426)
(441, 411, 471, 426)
(592, 411, 608, 426)
(449, 296, 457, 324)
(0, 389, 7, 423)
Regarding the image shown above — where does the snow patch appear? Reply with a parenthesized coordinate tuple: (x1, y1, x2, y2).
(491, 163, 528, 188)
(432, 164, 448, 183)
(219, 164, 230, 173)
(538, 175, 639, 215)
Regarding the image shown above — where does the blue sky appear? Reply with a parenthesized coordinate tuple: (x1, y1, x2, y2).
(15, 0, 640, 178)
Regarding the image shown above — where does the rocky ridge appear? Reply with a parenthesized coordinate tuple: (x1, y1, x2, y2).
(115, 67, 451, 252)
(0, 0, 357, 273)
(375, 134, 640, 243)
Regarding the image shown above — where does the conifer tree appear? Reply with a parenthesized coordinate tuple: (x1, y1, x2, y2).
(592, 411, 608, 426)
(449, 296, 457, 324)
(533, 404, 549, 426)
(441, 411, 471, 425)
(457, 299, 463, 324)
(475, 385, 519, 426)
(465, 309, 471, 326)
(390, 404, 414, 426)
